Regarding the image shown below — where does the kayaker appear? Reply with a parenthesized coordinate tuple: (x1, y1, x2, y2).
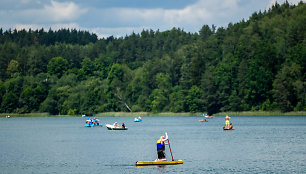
(225, 115, 230, 129)
(156, 133, 168, 161)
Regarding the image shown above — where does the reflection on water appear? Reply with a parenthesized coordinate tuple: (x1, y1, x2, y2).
(0, 116, 305, 173)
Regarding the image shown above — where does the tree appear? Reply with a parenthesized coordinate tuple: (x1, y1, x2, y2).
(199, 25, 213, 41)
(273, 63, 304, 112)
(6, 60, 20, 77)
(185, 85, 204, 112)
(47, 57, 69, 78)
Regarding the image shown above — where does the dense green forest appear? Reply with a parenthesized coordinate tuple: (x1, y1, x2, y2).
(0, 2, 305, 115)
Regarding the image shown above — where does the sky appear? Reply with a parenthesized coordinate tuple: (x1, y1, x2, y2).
(0, 0, 304, 38)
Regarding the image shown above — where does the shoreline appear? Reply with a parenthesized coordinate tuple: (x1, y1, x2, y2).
(0, 111, 305, 117)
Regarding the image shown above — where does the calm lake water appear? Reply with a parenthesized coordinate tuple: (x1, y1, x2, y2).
(0, 116, 305, 173)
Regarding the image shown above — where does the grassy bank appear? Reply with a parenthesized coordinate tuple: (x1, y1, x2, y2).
(94, 111, 306, 117)
(95, 112, 199, 117)
(0, 113, 78, 117)
(1, 111, 305, 117)
(213, 111, 306, 116)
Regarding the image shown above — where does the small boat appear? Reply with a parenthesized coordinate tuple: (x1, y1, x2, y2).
(84, 118, 102, 127)
(204, 115, 215, 118)
(105, 124, 128, 130)
(134, 117, 142, 122)
(135, 160, 183, 166)
(134, 119, 142, 122)
(82, 114, 92, 117)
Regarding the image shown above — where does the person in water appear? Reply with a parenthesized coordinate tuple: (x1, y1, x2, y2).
(225, 115, 231, 129)
(156, 133, 169, 161)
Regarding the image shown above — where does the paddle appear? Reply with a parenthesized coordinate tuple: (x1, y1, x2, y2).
(165, 132, 174, 161)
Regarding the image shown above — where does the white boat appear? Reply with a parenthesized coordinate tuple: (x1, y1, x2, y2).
(105, 124, 128, 130)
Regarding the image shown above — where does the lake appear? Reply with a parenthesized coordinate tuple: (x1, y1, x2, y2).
(0, 116, 305, 173)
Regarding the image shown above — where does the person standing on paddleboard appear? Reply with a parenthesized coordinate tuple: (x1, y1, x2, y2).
(225, 115, 231, 129)
(156, 133, 169, 161)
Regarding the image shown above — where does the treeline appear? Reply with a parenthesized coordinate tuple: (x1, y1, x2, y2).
(0, 28, 98, 46)
(0, 2, 305, 115)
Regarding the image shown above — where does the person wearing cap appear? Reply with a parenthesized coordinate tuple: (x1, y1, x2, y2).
(156, 133, 169, 161)
(113, 122, 118, 128)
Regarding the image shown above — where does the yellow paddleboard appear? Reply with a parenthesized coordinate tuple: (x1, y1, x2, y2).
(135, 160, 183, 166)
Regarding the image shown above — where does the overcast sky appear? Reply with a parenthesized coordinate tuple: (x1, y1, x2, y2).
(0, 0, 304, 38)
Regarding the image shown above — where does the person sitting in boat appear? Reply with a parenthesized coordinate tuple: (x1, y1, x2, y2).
(94, 116, 100, 122)
(225, 115, 231, 129)
(138, 116, 141, 120)
(156, 133, 169, 161)
(121, 122, 125, 129)
(113, 122, 118, 128)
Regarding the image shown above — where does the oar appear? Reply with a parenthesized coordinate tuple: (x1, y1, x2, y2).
(165, 133, 174, 161)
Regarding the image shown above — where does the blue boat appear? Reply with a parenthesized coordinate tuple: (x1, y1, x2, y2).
(134, 117, 142, 122)
(84, 118, 102, 127)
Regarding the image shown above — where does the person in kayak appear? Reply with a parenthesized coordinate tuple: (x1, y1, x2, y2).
(156, 133, 169, 161)
(225, 115, 231, 129)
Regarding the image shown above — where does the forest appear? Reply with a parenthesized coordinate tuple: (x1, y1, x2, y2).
(0, 2, 305, 115)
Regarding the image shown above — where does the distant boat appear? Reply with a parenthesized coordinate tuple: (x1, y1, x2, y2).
(134, 118, 142, 122)
(105, 124, 128, 130)
(84, 118, 102, 127)
(204, 115, 215, 118)
(200, 113, 214, 118)
(82, 114, 92, 117)
(134, 117, 142, 122)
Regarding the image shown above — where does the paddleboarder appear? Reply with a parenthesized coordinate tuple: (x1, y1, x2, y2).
(156, 133, 169, 161)
(225, 115, 231, 129)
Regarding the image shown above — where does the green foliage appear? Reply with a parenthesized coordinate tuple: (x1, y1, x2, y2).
(47, 57, 69, 78)
(0, 2, 305, 114)
(185, 86, 204, 112)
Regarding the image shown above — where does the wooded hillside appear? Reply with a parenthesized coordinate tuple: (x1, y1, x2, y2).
(0, 2, 305, 115)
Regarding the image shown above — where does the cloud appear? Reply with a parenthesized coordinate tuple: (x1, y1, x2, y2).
(8, 0, 87, 24)
(93, 0, 242, 32)
(46, 0, 87, 22)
